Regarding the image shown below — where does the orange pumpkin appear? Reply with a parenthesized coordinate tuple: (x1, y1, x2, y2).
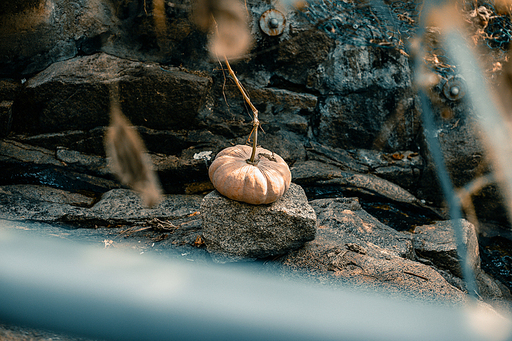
(208, 145, 291, 204)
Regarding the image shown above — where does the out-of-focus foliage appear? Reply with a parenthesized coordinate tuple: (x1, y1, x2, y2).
(105, 97, 162, 208)
(191, 0, 252, 59)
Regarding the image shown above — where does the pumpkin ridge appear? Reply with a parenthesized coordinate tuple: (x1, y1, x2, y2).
(242, 164, 267, 204)
(214, 161, 249, 199)
(258, 165, 285, 202)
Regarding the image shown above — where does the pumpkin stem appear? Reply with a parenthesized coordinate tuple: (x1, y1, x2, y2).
(223, 55, 260, 164)
(249, 117, 259, 164)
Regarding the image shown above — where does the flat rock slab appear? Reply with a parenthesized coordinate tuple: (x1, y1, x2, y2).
(310, 197, 414, 259)
(413, 219, 480, 278)
(0, 186, 204, 226)
(201, 183, 317, 262)
(277, 197, 467, 303)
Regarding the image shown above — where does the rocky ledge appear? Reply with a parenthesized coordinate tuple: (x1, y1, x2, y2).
(1, 174, 511, 313)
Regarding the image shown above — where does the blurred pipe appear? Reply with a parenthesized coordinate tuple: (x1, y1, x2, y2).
(413, 0, 479, 299)
(0, 228, 510, 341)
(441, 28, 512, 218)
(418, 88, 478, 298)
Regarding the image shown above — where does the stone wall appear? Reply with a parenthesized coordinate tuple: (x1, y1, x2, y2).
(0, 0, 505, 223)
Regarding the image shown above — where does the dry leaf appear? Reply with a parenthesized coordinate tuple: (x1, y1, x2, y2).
(105, 100, 163, 208)
(194, 235, 205, 247)
(191, 0, 252, 60)
(391, 153, 404, 160)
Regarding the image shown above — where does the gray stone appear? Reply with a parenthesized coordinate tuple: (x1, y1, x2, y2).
(13, 53, 212, 134)
(0, 139, 63, 166)
(13, 130, 102, 155)
(0, 139, 121, 193)
(292, 160, 434, 212)
(310, 197, 414, 259)
(327, 248, 466, 303)
(311, 44, 412, 95)
(316, 91, 420, 151)
(417, 110, 505, 223)
(0, 101, 13, 137)
(87, 189, 203, 224)
(300, 143, 426, 196)
(413, 219, 480, 278)
(278, 197, 467, 303)
(0, 189, 84, 222)
(0, 185, 204, 226)
(0, 184, 94, 207)
(0, 0, 117, 76)
(201, 183, 317, 261)
(56, 147, 109, 176)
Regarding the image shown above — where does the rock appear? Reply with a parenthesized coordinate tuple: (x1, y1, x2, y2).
(258, 130, 307, 163)
(278, 197, 467, 303)
(0, 0, 118, 76)
(290, 160, 346, 185)
(316, 91, 419, 151)
(0, 101, 13, 137)
(306, 142, 369, 173)
(304, 142, 425, 193)
(0, 139, 62, 166)
(275, 28, 335, 86)
(414, 91, 508, 225)
(292, 160, 438, 215)
(311, 44, 412, 95)
(309, 197, 414, 259)
(476, 269, 512, 311)
(327, 249, 466, 302)
(0, 187, 84, 222)
(0, 139, 121, 193)
(56, 147, 109, 176)
(309, 43, 421, 152)
(411, 219, 512, 308)
(84, 189, 203, 224)
(0, 184, 94, 207)
(12, 53, 212, 134)
(0, 185, 204, 226)
(201, 183, 317, 262)
(413, 219, 480, 278)
(13, 129, 105, 156)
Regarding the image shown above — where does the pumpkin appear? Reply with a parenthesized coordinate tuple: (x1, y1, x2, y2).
(208, 145, 291, 205)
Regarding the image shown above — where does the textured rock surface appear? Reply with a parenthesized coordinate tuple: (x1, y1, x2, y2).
(12, 53, 212, 134)
(201, 183, 317, 261)
(0, 0, 504, 228)
(0, 0, 118, 76)
(276, 197, 466, 302)
(309, 198, 414, 259)
(413, 219, 480, 278)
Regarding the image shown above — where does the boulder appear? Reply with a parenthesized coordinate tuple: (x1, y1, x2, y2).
(311, 43, 421, 152)
(277, 197, 467, 303)
(309, 197, 414, 259)
(0, 139, 121, 193)
(0, 184, 94, 207)
(291, 160, 436, 214)
(87, 189, 203, 224)
(12, 53, 212, 134)
(0, 184, 204, 227)
(201, 183, 317, 262)
(413, 219, 480, 278)
(0, 186, 85, 222)
(0, 0, 118, 76)
(0, 101, 13, 137)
